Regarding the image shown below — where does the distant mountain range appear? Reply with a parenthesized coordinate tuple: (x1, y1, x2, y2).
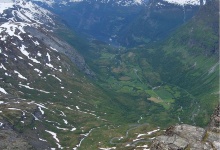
(32, 0, 203, 47)
(31, 0, 206, 6)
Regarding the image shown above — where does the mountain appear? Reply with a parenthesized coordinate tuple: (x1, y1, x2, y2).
(0, 0, 218, 149)
(0, 0, 93, 76)
(0, 0, 144, 149)
(31, 0, 203, 47)
(31, 0, 206, 6)
(0, 1, 173, 149)
(117, 0, 204, 46)
(32, 0, 148, 7)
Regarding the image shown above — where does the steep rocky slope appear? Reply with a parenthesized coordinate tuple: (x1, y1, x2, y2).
(118, 0, 202, 46)
(0, 1, 134, 149)
(0, 0, 94, 76)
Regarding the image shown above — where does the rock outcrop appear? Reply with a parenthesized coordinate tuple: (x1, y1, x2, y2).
(150, 105, 220, 150)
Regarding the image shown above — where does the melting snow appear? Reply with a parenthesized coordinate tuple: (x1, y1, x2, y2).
(133, 138, 144, 142)
(59, 110, 66, 117)
(32, 113, 40, 120)
(63, 119, 68, 124)
(38, 107, 44, 114)
(46, 52, 51, 62)
(18, 56, 24, 59)
(45, 130, 59, 142)
(0, 63, 6, 70)
(37, 51, 42, 57)
(0, 87, 8, 94)
(35, 103, 48, 109)
(7, 108, 19, 111)
(16, 44, 40, 64)
(20, 45, 29, 57)
(50, 46, 58, 52)
(48, 74, 62, 82)
(19, 83, 50, 93)
(45, 120, 60, 125)
(99, 147, 116, 150)
(147, 129, 160, 135)
(39, 138, 47, 142)
(56, 126, 68, 131)
(19, 84, 34, 90)
(56, 143, 63, 149)
(163, 0, 202, 6)
(34, 68, 42, 74)
(33, 40, 40, 46)
(66, 107, 73, 110)
(137, 145, 148, 148)
(0, 1, 13, 14)
(73, 128, 95, 149)
(0, 22, 28, 40)
(14, 70, 27, 80)
(46, 63, 54, 68)
(37, 89, 50, 93)
(71, 127, 76, 131)
(137, 133, 147, 138)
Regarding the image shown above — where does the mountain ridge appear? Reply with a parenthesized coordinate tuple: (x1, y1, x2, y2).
(32, 0, 206, 6)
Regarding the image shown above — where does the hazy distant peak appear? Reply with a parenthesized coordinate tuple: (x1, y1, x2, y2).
(163, 0, 205, 6)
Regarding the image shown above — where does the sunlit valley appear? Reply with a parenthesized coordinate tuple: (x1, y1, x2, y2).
(0, 0, 219, 149)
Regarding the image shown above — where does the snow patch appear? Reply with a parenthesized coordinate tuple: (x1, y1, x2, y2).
(63, 119, 68, 124)
(45, 130, 59, 142)
(0, 87, 8, 94)
(163, 0, 202, 6)
(46, 52, 51, 62)
(0, 1, 13, 14)
(50, 46, 58, 52)
(39, 138, 47, 142)
(14, 70, 27, 80)
(38, 107, 44, 115)
(0, 63, 6, 70)
(48, 74, 62, 82)
(147, 129, 160, 135)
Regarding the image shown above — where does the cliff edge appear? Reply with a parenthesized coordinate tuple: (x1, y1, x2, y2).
(150, 105, 220, 150)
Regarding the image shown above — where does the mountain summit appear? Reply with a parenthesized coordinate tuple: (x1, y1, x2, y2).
(32, 0, 148, 6)
(31, 0, 206, 7)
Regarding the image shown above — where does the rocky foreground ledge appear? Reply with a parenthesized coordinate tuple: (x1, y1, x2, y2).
(150, 105, 220, 150)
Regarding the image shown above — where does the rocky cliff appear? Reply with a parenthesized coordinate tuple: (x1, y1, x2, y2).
(150, 105, 220, 150)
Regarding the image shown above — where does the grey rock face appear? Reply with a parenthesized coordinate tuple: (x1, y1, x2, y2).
(150, 105, 220, 150)
(173, 124, 205, 142)
(0, 130, 34, 150)
(25, 26, 95, 77)
(156, 134, 189, 149)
